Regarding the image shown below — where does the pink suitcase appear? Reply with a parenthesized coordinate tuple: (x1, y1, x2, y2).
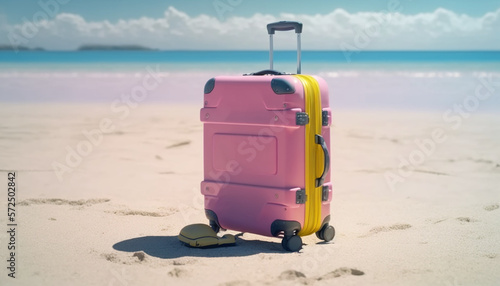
(200, 21, 334, 251)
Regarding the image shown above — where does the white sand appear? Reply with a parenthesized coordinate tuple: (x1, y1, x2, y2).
(0, 103, 499, 286)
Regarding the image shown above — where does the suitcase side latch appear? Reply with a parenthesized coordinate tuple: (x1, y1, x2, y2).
(322, 110, 329, 126)
(296, 112, 309, 125)
(321, 185, 329, 201)
(296, 189, 307, 204)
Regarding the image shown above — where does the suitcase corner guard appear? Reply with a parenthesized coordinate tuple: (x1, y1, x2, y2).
(204, 78, 216, 94)
(205, 209, 224, 232)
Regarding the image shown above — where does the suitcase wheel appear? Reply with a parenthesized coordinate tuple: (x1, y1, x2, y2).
(282, 235, 302, 252)
(315, 224, 335, 242)
(209, 220, 220, 233)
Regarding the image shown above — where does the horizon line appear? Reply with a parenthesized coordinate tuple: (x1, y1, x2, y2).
(1, 49, 500, 52)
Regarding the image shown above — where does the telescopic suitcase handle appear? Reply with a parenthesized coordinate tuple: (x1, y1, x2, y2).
(266, 21, 303, 74)
(267, 21, 303, 34)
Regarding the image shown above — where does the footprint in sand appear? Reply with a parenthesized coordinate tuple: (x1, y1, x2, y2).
(219, 281, 252, 286)
(166, 140, 191, 149)
(275, 268, 364, 284)
(168, 268, 189, 278)
(277, 270, 310, 285)
(484, 204, 499, 211)
(133, 251, 146, 262)
(433, 219, 447, 224)
(317, 267, 365, 280)
(110, 208, 177, 217)
(19, 198, 110, 206)
(158, 171, 175, 175)
(456, 217, 478, 223)
(101, 252, 149, 265)
(101, 253, 120, 263)
(172, 258, 197, 266)
(414, 169, 449, 176)
(279, 270, 306, 280)
(361, 223, 412, 237)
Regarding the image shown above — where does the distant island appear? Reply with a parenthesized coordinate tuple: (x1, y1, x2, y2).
(0, 44, 157, 51)
(77, 44, 156, 51)
(0, 45, 45, 51)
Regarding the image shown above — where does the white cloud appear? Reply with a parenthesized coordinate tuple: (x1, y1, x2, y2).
(2, 6, 500, 50)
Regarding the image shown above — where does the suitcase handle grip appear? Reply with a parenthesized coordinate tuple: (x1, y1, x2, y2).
(267, 21, 302, 74)
(247, 69, 288, 76)
(267, 21, 303, 34)
(315, 134, 330, 188)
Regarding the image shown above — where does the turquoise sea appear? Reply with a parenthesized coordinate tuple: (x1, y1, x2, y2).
(0, 51, 499, 110)
(1, 51, 499, 71)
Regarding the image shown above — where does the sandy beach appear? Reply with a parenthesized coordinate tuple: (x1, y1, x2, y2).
(0, 103, 498, 285)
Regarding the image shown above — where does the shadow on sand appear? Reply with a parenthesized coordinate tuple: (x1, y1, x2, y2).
(113, 235, 289, 259)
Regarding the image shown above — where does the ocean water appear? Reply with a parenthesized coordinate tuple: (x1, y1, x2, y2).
(0, 51, 499, 111)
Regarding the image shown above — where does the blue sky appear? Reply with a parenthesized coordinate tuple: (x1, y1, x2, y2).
(2, 0, 500, 22)
(1, 0, 499, 50)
